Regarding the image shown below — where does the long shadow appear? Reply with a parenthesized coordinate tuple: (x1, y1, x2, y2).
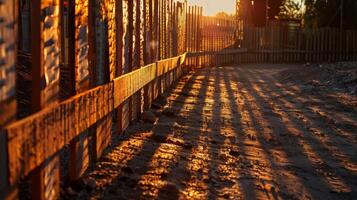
(207, 67, 223, 198)
(156, 68, 212, 199)
(235, 66, 357, 198)
(267, 66, 357, 139)
(244, 68, 357, 188)
(253, 64, 357, 115)
(221, 66, 292, 200)
(268, 67, 357, 131)
(130, 70, 208, 197)
(250, 67, 357, 157)
(232, 66, 337, 199)
(223, 66, 267, 199)
(84, 70, 203, 199)
(250, 67, 357, 160)
(204, 66, 236, 199)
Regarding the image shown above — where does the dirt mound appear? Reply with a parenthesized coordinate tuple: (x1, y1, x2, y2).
(276, 62, 357, 95)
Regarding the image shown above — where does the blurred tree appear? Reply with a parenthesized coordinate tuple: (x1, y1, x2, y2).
(238, 0, 357, 30)
(238, 0, 254, 24)
(304, 0, 357, 30)
(303, 0, 317, 30)
(238, 0, 283, 27)
(216, 11, 235, 19)
(278, 0, 302, 20)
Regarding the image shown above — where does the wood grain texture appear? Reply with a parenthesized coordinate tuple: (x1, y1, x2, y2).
(5, 53, 185, 186)
(0, 1, 17, 194)
(29, 1, 62, 199)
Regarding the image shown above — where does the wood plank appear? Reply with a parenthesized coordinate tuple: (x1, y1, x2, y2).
(67, 0, 92, 183)
(6, 53, 186, 186)
(29, 1, 62, 199)
(91, 0, 112, 163)
(115, 0, 124, 133)
(6, 81, 113, 185)
(0, 0, 18, 198)
(133, 0, 142, 121)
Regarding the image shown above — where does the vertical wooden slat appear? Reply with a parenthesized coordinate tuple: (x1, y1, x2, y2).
(127, 0, 134, 126)
(157, 0, 163, 95)
(92, 0, 115, 161)
(67, 0, 92, 182)
(143, 0, 150, 110)
(151, 0, 158, 102)
(30, 1, 62, 199)
(172, 2, 177, 56)
(134, 0, 142, 120)
(0, 0, 18, 199)
(186, 6, 190, 66)
(163, 0, 166, 59)
(115, 0, 124, 133)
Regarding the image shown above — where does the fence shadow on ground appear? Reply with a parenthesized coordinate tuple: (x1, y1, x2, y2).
(63, 64, 357, 200)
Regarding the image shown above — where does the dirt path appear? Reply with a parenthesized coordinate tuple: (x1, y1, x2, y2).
(66, 64, 357, 200)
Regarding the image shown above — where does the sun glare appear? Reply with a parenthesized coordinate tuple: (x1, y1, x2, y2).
(187, 0, 236, 16)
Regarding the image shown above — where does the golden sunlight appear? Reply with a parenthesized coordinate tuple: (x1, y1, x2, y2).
(187, 0, 236, 16)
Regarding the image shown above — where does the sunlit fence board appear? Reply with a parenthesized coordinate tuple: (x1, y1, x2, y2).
(6, 82, 113, 185)
(67, 0, 92, 183)
(29, 1, 62, 199)
(74, 0, 90, 93)
(40, 0, 62, 108)
(0, 0, 17, 196)
(5, 53, 185, 188)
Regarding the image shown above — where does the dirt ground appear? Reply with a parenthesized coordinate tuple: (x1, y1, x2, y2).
(65, 64, 357, 200)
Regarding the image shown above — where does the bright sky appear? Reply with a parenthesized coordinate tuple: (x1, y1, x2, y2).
(187, 0, 236, 16)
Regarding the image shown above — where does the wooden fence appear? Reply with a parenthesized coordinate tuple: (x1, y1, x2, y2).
(0, 1, 205, 199)
(232, 22, 357, 64)
(191, 23, 357, 67)
(1, 1, 356, 199)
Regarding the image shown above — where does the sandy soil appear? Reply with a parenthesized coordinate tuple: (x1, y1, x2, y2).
(65, 64, 357, 200)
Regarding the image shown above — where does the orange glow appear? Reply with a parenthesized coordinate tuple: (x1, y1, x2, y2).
(187, 0, 236, 16)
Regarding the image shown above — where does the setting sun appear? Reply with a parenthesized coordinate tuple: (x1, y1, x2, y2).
(187, 0, 236, 16)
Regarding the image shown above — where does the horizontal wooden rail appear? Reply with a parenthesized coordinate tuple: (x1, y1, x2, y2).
(187, 48, 357, 67)
(4, 53, 187, 186)
(189, 49, 357, 56)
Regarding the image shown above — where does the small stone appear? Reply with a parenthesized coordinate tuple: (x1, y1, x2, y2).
(141, 111, 157, 124)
